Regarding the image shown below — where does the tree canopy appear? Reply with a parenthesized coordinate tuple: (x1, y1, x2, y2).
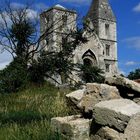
(0, 1, 105, 93)
(127, 68, 140, 80)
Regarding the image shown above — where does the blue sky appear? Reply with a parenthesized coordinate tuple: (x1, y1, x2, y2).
(0, 0, 140, 75)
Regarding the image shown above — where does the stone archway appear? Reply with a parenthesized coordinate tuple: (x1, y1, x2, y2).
(82, 49, 97, 67)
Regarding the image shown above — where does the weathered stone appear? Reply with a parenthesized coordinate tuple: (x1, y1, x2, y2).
(51, 115, 91, 140)
(105, 75, 140, 97)
(124, 113, 140, 140)
(66, 89, 85, 105)
(90, 126, 123, 140)
(78, 83, 120, 114)
(134, 79, 140, 84)
(133, 98, 140, 105)
(93, 99, 140, 132)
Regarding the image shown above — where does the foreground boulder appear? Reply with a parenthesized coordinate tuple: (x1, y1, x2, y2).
(51, 115, 91, 140)
(93, 99, 140, 132)
(78, 83, 120, 115)
(134, 79, 140, 84)
(133, 98, 140, 105)
(105, 76, 140, 99)
(90, 126, 123, 140)
(124, 113, 140, 140)
(66, 89, 85, 106)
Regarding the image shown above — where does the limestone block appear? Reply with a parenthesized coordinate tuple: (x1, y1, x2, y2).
(105, 75, 140, 95)
(124, 113, 140, 140)
(66, 89, 85, 105)
(133, 98, 140, 105)
(51, 115, 91, 140)
(93, 99, 140, 132)
(78, 83, 120, 113)
(90, 126, 123, 140)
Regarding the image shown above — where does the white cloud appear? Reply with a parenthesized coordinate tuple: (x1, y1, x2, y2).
(26, 9, 38, 19)
(0, 51, 12, 70)
(35, 3, 48, 11)
(0, 51, 12, 61)
(10, 2, 48, 14)
(59, 0, 91, 5)
(0, 11, 12, 27)
(0, 61, 10, 70)
(10, 2, 48, 12)
(10, 2, 25, 9)
(118, 69, 126, 76)
(123, 37, 140, 50)
(0, 2, 48, 22)
(0, 5, 39, 27)
(0, 52, 12, 70)
(125, 61, 138, 66)
(133, 3, 140, 12)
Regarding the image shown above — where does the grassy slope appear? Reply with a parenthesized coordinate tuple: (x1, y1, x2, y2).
(0, 83, 74, 140)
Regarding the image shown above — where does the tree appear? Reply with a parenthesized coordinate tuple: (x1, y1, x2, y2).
(0, 0, 97, 90)
(127, 68, 140, 80)
(78, 64, 105, 83)
(0, 1, 42, 92)
(0, 1, 38, 63)
(0, 57, 28, 93)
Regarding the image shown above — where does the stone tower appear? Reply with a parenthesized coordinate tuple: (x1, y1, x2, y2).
(40, 4, 77, 52)
(86, 0, 118, 76)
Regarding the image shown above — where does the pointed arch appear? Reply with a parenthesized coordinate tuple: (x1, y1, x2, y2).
(82, 49, 97, 66)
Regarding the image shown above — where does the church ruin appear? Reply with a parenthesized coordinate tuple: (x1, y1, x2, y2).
(40, 0, 118, 83)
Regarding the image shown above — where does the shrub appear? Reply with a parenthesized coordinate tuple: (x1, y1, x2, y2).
(127, 68, 140, 80)
(28, 60, 45, 84)
(0, 58, 28, 94)
(79, 64, 105, 83)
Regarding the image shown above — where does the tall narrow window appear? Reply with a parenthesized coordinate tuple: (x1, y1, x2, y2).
(106, 44, 110, 56)
(105, 64, 110, 72)
(62, 15, 67, 26)
(105, 24, 109, 36)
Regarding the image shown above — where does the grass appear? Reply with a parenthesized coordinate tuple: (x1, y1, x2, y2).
(0, 82, 75, 140)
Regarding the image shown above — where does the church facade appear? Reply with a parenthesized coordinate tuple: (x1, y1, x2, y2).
(40, 0, 118, 83)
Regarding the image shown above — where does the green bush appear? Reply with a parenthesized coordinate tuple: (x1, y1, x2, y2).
(28, 60, 46, 84)
(127, 68, 140, 80)
(79, 64, 105, 83)
(0, 58, 28, 94)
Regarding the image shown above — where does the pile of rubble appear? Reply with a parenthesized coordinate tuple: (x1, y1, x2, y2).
(51, 76, 140, 140)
